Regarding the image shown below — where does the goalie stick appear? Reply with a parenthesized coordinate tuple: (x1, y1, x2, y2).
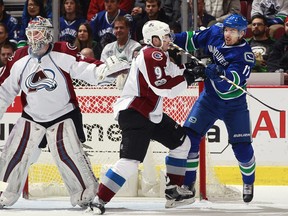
(169, 42, 284, 113)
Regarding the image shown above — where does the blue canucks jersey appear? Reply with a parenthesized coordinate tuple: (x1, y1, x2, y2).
(1, 13, 19, 43)
(174, 23, 255, 101)
(59, 17, 87, 44)
(90, 9, 127, 42)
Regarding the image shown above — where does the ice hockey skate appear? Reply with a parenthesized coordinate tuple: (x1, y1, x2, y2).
(243, 183, 254, 203)
(165, 183, 195, 208)
(88, 196, 106, 215)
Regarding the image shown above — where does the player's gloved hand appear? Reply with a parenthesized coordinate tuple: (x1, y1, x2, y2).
(185, 59, 199, 69)
(183, 69, 195, 85)
(183, 66, 206, 85)
(205, 64, 224, 81)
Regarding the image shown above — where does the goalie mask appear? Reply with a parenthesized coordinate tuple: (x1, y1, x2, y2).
(142, 20, 172, 48)
(26, 16, 54, 53)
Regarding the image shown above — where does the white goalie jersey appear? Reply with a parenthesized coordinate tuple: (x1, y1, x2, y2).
(0, 42, 104, 122)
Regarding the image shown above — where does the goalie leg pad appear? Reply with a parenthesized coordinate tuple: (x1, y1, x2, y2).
(0, 117, 45, 207)
(46, 118, 98, 207)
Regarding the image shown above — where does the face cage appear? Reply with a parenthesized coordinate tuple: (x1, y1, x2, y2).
(26, 27, 53, 53)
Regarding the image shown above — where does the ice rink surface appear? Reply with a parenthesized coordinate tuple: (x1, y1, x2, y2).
(1, 186, 288, 216)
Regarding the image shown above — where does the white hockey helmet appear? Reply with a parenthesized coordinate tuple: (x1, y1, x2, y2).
(142, 20, 171, 47)
(26, 16, 54, 53)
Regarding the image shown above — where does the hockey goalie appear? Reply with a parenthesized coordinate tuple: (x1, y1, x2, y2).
(0, 16, 129, 208)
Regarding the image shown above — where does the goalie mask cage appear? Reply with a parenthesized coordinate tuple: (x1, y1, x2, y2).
(22, 81, 239, 201)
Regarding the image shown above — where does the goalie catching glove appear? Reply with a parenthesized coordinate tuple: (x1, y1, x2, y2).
(97, 55, 130, 81)
(183, 64, 206, 85)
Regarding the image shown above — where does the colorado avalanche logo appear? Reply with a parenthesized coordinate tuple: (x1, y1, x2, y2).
(25, 69, 58, 92)
(152, 51, 163, 61)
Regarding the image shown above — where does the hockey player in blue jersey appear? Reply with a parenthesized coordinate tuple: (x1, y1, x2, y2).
(173, 13, 256, 203)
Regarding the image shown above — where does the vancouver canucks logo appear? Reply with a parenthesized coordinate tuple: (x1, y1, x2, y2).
(25, 68, 57, 92)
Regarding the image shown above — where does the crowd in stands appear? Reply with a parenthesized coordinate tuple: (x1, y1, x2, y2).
(1, 0, 288, 74)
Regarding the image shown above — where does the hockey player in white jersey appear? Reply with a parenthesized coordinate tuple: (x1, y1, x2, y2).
(87, 20, 205, 215)
(0, 16, 129, 208)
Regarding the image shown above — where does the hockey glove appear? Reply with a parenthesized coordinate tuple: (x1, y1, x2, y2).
(104, 55, 130, 77)
(185, 59, 199, 67)
(205, 64, 224, 81)
(183, 69, 196, 85)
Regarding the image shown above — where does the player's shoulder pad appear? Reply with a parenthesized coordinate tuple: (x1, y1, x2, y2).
(215, 22, 224, 28)
(8, 46, 29, 64)
(143, 47, 167, 62)
(53, 41, 78, 56)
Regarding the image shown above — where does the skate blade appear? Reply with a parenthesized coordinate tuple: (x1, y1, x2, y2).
(165, 197, 195, 208)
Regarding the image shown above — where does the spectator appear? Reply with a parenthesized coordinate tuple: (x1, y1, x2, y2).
(89, 0, 127, 53)
(0, 22, 17, 52)
(248, 14, 275, 72)
(202, 0, 241, 27)
(187, 0, 205, 28)
(74, 22, 98, 57)
(22, 0, 52, 21)
(59, 0, 86, 44)
(80, 47, 95, 58)
(95, 32, 117, 59)
(0, 23, 13, 49)
(267, 16, 288, 72)
(87, 0, 134, 21)
(101, 16, 141, 86)
(134, 0, 171, 42)
(0, 0, 19, 45)
(251, 0, 288, 38)
(18, 0, 48, 47)
(101, 16, 140, 64)
(131, 0, 145, 16)
(161, 0, 181, 22)
(0, 41, 16, 68)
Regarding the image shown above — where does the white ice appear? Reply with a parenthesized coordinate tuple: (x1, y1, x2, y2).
(1, 186, 288, 216)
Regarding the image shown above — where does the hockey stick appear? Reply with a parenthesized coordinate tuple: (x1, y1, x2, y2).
(169, 42, 284, 113)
